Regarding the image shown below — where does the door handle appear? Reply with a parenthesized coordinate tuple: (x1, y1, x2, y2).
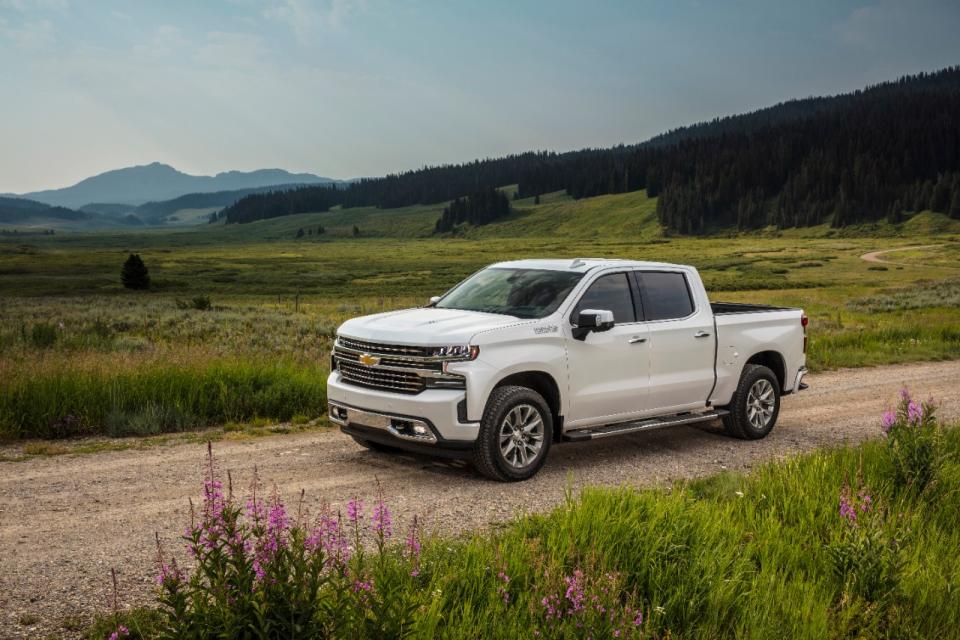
(628, 336, 647, 344)
(694, 331, 711, 338)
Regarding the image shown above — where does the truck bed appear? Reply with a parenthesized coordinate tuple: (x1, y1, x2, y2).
(711, 301, 796, 315)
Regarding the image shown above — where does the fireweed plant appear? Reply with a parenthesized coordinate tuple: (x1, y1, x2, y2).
(881, 387, 944, 493)
(102, 395, 960, 639)
(147, 444, 653, 639)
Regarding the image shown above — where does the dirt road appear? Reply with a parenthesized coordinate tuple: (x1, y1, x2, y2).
(2, 360, 959, 638)
(860, 244, 945, 264)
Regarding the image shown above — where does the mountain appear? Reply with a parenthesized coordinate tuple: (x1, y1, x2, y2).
(0, 196, 88, 225)
(133, 183, 325, 225)
(21, 163, 337, 209)
(218, 66, 960, 233)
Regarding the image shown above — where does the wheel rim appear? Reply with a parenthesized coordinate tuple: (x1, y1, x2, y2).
(498, 403, 544, 468)
(746, 378, 776, 430)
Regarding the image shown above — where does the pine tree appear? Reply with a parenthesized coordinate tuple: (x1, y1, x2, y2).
(949, 188, 960, 220)
(296, 227, 304, 238)
(534, 194, 540, 205)
(352, 225, 360, 237)
(121, 254, 150, 290)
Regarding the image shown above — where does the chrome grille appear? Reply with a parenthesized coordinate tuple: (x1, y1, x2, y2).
(337, 337, 432, 358)
(336, 361, 425, 394)
(333, 337, 433, 394)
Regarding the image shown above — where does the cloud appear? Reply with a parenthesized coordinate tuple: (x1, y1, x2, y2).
(194, 31, 268, 68)
(263, 0, 364, 44)
(832, 1, 960, 51)
(0, 17, 55, 50)
(131, 24, 187, 61)
(0, 0, 68, 12)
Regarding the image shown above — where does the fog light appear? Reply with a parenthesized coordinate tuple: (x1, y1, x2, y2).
(412, 424, 429, 436)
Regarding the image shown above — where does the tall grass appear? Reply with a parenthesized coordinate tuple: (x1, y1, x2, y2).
(95, 415, 960, 639)
(0, 358, 326, 439)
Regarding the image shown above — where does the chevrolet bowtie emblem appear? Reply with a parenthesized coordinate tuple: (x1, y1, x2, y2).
(359, 353, 381, 367)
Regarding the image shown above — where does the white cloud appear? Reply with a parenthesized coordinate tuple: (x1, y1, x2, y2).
(131, 24, 187, 61)
(0, 0, 68, 12)
(194, 31, 268, 68)
(263, 0, 364, 44)
(0, 17, 55, 50)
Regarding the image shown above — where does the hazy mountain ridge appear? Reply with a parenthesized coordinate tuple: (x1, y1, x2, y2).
(20, 162, 337, 209)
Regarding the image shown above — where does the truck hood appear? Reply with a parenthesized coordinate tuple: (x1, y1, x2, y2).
(337, 307, 525, 345)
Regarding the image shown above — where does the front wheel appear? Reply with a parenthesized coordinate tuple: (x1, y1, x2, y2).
(721, 364, 781, 439)
(473, 385, 553, 481)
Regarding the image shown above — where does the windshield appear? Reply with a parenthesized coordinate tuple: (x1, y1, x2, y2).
(435, 268, 583, 319)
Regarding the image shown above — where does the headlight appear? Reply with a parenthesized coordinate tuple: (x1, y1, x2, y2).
(427, 345, 479, 361)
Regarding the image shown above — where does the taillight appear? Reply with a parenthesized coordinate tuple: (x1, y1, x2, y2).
(801, 314, 808, 353)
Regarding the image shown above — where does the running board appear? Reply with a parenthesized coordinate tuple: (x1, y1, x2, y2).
(563, 410, 729, 442)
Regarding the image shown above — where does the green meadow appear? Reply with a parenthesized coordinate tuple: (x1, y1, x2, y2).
(2, 189, 959, 439)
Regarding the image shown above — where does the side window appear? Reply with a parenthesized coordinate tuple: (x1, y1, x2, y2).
(640, 271, 694, 320)
(572, 273, 637, 324)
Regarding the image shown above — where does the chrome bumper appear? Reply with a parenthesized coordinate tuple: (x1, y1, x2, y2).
(328, 401, 438, 444)
(794, 367, 808, 392)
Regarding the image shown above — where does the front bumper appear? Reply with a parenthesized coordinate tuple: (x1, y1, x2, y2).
(326, 371, 480, 444)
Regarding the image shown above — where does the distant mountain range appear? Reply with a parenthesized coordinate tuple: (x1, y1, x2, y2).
(18, 162, 337, 209)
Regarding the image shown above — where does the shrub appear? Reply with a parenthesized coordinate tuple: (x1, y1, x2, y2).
(825, 482, 901, 604)
(176, 296, 212, 311)
(881, 388, 943, 494)
(121, 254, 151, 290)
(30, 322, 58, 349)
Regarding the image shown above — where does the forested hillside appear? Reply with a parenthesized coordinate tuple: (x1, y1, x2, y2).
(220, 67, 960, 233)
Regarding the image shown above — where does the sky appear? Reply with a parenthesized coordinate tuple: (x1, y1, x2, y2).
(2, 0, 960, 193)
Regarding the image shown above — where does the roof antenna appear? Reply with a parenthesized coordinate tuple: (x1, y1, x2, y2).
(570, 259, 586, 268)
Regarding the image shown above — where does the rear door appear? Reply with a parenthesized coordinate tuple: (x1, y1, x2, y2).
(636, 270, 715, 413)
(565, 271, 650, 427)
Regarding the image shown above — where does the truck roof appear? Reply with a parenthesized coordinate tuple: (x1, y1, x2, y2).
(490, 258, 688, 273)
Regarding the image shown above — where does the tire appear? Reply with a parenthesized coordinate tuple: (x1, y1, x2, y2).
(721, 364, 781, 439)
(472, 385, 553, 481)
(350, 435, 399, 453)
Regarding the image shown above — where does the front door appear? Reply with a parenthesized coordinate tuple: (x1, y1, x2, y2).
(565, 272, 650, 427)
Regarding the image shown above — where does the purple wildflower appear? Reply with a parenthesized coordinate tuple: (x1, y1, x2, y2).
(858, 489, 873, 512)
(108, 626, 129, 640)
(900, 387, 911, 402)
(347, 497, 364, 526)
(908, 400, 922, 425)
(372, 497, 392, 538)
(406, 516, 421, 576)
(881, 409, 896, 434)
(633, 609, 644, 626)
(497, 569, 511, 604)
(564, 570, 586, 613)
(839, 491, 857, 524)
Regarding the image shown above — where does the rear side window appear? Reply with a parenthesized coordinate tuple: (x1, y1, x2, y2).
(640, 271, 694, 320)
(573, 273, 637, 323)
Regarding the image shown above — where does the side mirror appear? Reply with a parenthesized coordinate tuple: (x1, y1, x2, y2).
(428, 296, 441, 306)
(572, 309, 615, 340)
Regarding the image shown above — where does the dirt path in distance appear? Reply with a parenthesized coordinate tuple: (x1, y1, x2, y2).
(2, 359, 959, 639)
(860, 244, 945, 265)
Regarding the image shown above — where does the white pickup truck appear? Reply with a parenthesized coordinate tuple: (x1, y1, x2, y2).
(328, 259, 808, 481)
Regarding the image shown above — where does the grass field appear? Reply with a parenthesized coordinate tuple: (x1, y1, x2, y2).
(1, 189, 959, 439)
(91, 411, 960, 639)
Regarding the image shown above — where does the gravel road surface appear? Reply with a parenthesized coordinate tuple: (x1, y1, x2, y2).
(2, 360, 959, 639)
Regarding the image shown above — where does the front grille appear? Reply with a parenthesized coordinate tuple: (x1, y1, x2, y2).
(337, 360, 425, 394)
(334, 345, 442, 372)
(337, 337, 432, 358)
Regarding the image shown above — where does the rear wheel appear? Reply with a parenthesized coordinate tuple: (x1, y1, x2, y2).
(721, 364, 781, 439)
(473, 385, 553, 481)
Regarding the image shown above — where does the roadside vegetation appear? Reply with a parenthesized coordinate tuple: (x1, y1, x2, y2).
(1, 191, 959, 440)
(89, 391, 959, 639)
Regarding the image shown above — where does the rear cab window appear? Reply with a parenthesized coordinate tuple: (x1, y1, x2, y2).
(637, 271, 695, 320)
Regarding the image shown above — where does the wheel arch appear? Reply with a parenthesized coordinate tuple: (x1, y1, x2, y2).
(492, 370, 563, 441)
(744, 350, 786, 391)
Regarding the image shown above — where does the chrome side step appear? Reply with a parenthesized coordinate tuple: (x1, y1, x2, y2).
(563, 410, 729, 442)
